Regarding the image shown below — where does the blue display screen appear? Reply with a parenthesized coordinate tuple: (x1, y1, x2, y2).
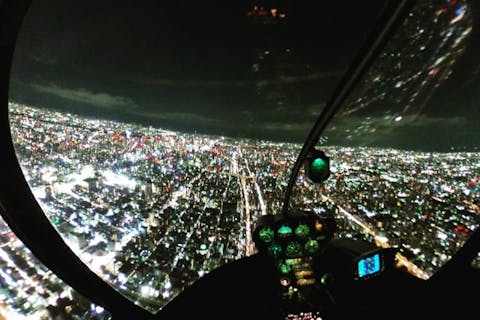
(358, 253, 381, 278)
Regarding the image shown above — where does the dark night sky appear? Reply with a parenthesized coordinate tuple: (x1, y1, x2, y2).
(8, 0, 480, 150)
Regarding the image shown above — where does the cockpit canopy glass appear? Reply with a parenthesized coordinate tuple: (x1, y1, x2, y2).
(6, 0, 480, 314)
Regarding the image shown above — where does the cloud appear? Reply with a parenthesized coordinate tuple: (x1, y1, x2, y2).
(30, 84, 137, 109)
(264, 122, 312, 132)
(123, 70, 344, 88)
(29, 55, 58, 65)
(128, 110, 225, 127)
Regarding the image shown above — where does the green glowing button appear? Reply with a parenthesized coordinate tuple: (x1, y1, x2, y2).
(268, 242, 282, 258)
(278, 262, 291, 274)
(312, 158, 328, 173)
(286, 241, 302, 258)
(278, 225, 292, 237)
(294, 224, 310, 238)
(310, 157, 329, 181)
(258, 226, 275, 243)
(304, 240, 320, 254)
(200, 244, 207, 250)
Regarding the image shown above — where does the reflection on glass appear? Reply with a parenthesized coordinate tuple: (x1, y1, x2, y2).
(0, 217, 111, 319)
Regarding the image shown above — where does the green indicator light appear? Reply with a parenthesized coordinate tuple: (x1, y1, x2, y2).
(258, 226, 275, 243)
(286, 241, 302, 258)
(294, 224, 310, 238)
(312, 158, 328, 173)
(308, 156, 330, 182)
(200, 244, 207, 250)
(268, 243, 282, 258)
(304, 240, 320, 254)
(278, 262, 291, 274)
(278, 225, 292, 237)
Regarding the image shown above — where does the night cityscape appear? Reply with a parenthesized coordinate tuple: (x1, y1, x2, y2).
(2, 0, 480, 319)
(0, 213, 111, 320)
(6, 102, 480, 316)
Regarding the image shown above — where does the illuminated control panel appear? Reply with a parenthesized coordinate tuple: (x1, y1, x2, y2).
(253, 211, 336, 306)
(357, 253, 382, 279)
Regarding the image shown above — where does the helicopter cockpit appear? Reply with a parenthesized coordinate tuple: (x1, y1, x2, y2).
(1, 0, 480, 320)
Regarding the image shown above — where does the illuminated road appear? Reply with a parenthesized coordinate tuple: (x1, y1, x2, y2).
(231, 150, 255, 255)
(243, 158, 268, 216)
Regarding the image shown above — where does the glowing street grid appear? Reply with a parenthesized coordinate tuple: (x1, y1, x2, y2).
(8, 103, 480, 313)
(0, 217, 111, 320)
